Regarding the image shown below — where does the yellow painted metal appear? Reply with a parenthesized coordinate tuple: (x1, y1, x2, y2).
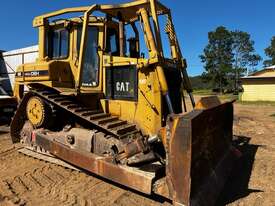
(105, 68, 163, 136)
(139, 8, 158, 59)
(26, 96, 45, 127)
(101, 55, 163, 135)
(13, 83, 24, 100)
(13, 0, 193, 136)
(149, 0, 164, 57)
(33, 7, 90, 27)
(79, 23, 104, 93)
(156, 65, 169, 95)
(166, 12, 179, 60)
(138, 7, 169, 97)
(76, 5, 98, 90)
(32, 1, 169, 27)
(38, 25, 47, 61)
(10, 2, 236, 205)
(195, 96, 221, 110)
(15, 61, 73, 84)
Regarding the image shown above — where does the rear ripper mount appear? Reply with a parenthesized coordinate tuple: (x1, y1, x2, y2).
(11, 88, 239, 206)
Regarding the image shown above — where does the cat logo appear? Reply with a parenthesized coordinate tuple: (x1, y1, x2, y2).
(116, 82, 130, 92)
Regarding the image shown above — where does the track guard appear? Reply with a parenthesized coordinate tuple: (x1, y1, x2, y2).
(167, 100, 238, 206)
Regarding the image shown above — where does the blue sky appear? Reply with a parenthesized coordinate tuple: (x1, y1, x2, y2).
(1, 0, 275, 76)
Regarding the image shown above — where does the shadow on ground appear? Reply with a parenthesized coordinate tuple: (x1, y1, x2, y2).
(215, 135, 263, 206)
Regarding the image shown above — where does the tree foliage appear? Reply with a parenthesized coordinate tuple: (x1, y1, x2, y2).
(200, 26, 233, 92)
(200, 26, 261, 93)
(231, 30, 262, 90)
(264, 36, 275, 67)
(189, 75, 212, 90)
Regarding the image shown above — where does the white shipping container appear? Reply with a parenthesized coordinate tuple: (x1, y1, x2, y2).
(0, 45, 38, 93)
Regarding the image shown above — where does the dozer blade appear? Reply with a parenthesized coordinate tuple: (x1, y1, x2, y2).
(166, 99, 240, 206)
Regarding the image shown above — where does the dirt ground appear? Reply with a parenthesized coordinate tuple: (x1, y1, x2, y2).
(217, 103, 275, 206)
(0, 102, 275, 206)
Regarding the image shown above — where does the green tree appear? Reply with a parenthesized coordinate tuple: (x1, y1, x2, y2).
(264, 36, 275, 67)
(231, 31, 261, 91)
(200, 26, 233, 92)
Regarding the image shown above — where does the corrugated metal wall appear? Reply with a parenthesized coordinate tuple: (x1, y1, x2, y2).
(241, 84, 275, 101)
(0, 45, 38, 93)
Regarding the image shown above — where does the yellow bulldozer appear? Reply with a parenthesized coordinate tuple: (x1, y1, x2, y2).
(10, 1, 238, 205)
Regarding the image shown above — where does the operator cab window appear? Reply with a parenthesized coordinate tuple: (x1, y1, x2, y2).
(106, 28, 119, 56)
(77, 26, 82, 54)
(47, 28, 69, 59)
(81, 27, 99, 87)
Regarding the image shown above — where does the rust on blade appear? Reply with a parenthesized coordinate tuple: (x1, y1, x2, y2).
(34, 132, 155, 194)
(166, 100, 238, 206)
(167, 112, 193, 205)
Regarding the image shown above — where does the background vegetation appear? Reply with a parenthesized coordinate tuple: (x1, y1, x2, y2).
(197, 26, 275, 94)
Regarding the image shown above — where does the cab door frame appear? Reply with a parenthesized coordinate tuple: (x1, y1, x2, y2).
(79, 23, 104, 93)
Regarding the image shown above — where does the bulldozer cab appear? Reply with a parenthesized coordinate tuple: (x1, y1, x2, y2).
(40, 17, 104, 92)
(33, 1, 191, 94)
(13, 0, 195, 136)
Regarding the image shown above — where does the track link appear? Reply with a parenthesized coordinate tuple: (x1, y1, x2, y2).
(33, 89, 139, 139)
(10, 88, 140, 143)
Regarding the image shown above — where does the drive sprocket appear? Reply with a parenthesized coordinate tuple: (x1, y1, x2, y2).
(26, 96, 49, 128)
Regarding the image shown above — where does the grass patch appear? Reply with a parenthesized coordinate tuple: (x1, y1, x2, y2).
(193, 89, 238, 101)
(218, 94, 238, 101)
(192, 89, 214, 95)
(236, 100, 275, 106)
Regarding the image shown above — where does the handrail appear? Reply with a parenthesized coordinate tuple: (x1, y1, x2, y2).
(75, 5, 99, 91)
(33, 0, 170, 27)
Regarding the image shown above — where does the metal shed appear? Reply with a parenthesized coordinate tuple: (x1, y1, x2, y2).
(0, 45, 38, 94)
(240, 66, 275, 101)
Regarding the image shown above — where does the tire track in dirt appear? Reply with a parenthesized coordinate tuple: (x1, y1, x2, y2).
(0, 135, 170, 206)
(0, 147, 16, 156)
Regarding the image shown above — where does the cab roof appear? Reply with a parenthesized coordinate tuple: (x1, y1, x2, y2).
(99, 0, 169, 22)
(33, 0, 170, 27)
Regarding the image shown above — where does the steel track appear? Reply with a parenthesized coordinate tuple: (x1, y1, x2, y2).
(11, 88, 140, 143)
